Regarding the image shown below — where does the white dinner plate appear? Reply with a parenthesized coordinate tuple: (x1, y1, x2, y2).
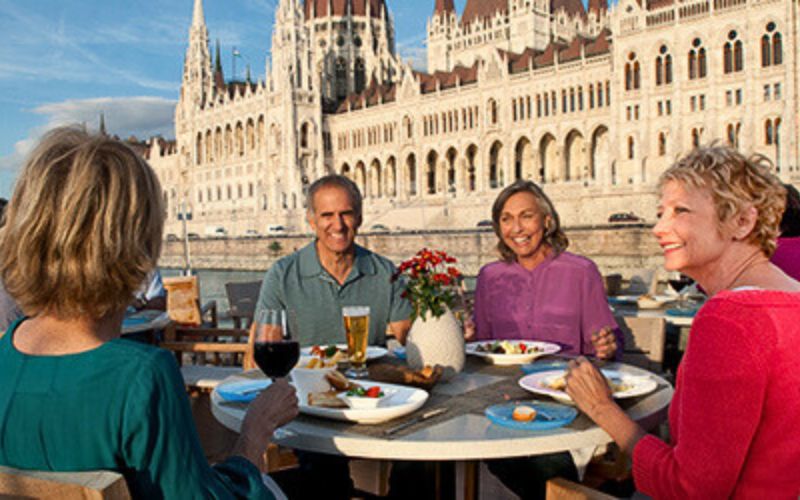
(300, 344, 388, 361)
(300, 380, 429, 424)
(519, 369, 658, 404)
(465, 340, 561, 365)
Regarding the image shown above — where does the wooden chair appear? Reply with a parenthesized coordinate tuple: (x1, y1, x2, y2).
(546, 477, 619, 500)
(0, 466, 130, 499)
(615, 316, 666, 373)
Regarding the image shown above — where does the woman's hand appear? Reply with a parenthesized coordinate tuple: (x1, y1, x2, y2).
(565, 357, 646, 455)
(565, 357, 615, 420)
(591, 327, 617, 360)
(233, 378, 299, 465)
(462, 317, 476, 340)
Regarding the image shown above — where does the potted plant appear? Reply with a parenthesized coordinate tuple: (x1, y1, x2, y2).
(392, 249, 465, 380)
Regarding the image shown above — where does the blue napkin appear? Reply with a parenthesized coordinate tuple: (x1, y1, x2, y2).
(217, 380, 271, 403)
(665, 307, 697, 317)
(122, 317, 149, 328)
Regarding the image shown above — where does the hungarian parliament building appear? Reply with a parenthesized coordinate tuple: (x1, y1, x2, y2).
(146, 0, 800, 236)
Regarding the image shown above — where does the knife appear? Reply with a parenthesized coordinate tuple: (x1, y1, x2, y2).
(383, 407, 449, 436)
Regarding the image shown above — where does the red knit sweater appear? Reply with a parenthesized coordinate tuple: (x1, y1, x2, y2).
(633, 290, 800, 499)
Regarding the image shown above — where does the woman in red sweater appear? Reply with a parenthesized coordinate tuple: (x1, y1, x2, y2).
(566, 146, 800, 499)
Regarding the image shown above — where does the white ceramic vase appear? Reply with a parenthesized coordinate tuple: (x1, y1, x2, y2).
(405, 307, 465, 382)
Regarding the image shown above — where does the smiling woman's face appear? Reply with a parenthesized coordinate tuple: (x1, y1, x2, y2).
(499, 191, 549, 262)
(653, 180, 730, 275)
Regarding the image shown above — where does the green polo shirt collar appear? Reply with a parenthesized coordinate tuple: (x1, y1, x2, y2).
(298, 242, 377, 286)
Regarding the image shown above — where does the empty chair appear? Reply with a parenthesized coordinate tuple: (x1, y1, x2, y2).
(614, 315, 666, 372)
(225, 280, 262, 329)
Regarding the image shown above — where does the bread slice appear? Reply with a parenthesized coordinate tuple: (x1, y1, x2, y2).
(307, 390, 348, 408)
(325, 370, 359, 391)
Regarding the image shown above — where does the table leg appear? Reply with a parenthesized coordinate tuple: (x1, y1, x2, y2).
(463, 460, 479, 500)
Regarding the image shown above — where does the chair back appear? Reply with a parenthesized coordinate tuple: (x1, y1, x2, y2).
(615, 315, 666, 372)
(225, 281, 262, 329)
(0, 466, 130, 499)
(164, 276, 202, 326)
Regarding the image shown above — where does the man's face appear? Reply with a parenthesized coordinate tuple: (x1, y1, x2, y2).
(307, 185, 361, 256)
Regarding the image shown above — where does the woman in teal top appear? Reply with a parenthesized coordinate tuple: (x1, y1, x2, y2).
(0, 127, 298, 499)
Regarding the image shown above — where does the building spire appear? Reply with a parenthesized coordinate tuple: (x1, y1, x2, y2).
(192, 0, 206, 27)
(99, 112, 106, 135)
(434, 0, 455, 15)
(214, 38, 222, 74)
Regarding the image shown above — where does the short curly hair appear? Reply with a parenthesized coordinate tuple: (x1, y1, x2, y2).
(659, 145, 786, 257)
(0, 126, 164, 320)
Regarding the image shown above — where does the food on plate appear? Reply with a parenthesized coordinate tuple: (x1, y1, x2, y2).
(303, 345, 346, 368)
(545, 375, 567, 391)
(310, 344, 345, 359)
(325, 370, 359, 392)
(307, 390, 349, 408)
(542, 372, 632, 394)
(637, 294, 670, 309)
(511, 405, 537, 422)
(346, 386, 384, 398)
(474, 340, 542, 355)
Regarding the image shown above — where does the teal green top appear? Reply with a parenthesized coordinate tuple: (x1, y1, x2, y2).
(255, 242, 412, 347)
(0, 318, 273, 500)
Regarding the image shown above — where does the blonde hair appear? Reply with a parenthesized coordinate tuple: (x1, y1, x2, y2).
(0, 127, 164, 319)
(660, 145, 786, 256)
(491, 180, 569, 262)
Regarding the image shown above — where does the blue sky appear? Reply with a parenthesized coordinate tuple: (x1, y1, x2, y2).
(0, 0, 469, 198)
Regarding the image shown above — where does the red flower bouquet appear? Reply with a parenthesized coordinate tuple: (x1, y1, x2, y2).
(393, 248, 462, 321)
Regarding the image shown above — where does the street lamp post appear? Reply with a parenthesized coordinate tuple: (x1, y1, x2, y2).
(179, 200, 193, 276)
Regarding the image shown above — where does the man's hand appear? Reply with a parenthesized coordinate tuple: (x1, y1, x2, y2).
(591, 326, 617, 360)
(233, 378, 299, 466)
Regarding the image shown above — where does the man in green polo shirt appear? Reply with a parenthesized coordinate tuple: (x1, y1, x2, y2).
(251, 175, 412, 499)
(253, 175, 411, 346)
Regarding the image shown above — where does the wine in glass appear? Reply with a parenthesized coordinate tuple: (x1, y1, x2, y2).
(342, 305, 370, 379)
(253, 309, 300, 380)
(668, 273, 694, 309)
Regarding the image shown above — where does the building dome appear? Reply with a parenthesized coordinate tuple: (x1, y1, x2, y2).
(304, 0, 386, 19)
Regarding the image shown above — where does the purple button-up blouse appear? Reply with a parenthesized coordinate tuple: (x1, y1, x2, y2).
(473, 251, 621, 358)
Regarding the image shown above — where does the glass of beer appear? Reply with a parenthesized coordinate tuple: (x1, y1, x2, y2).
(342, 305, 370, 379)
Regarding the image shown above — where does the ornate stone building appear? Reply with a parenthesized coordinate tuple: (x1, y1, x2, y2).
(147, 0, 800, 237)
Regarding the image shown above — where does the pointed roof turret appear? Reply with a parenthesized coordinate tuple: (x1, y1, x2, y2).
(214, 39, 222, 74)
(434, 0, 455, 15)
(192, 0, 206, 27)
(99, 112, 107, 136)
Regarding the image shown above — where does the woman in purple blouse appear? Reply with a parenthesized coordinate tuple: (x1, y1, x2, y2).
(471, 180, 621, 358)
(474, 181, 621, 499)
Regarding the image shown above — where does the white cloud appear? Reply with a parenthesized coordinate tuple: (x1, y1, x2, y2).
(33, 96, 176, 140)
(397, 33, 428, 71)
(0, 96, 176, 193)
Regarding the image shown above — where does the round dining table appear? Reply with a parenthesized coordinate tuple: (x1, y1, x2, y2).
(211, 357, 673, 499)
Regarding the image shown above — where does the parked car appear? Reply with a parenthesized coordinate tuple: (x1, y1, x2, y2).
(370, 223, 390, 232)
(244, 229, 260, 238)
(187, 232, 200, 240)
(476, 219, 493, 228)
(165, 233, 179, 242)
(608, 212, 642, 224)
(266, 224, 287, 235)
(205, 226, 227, 237)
